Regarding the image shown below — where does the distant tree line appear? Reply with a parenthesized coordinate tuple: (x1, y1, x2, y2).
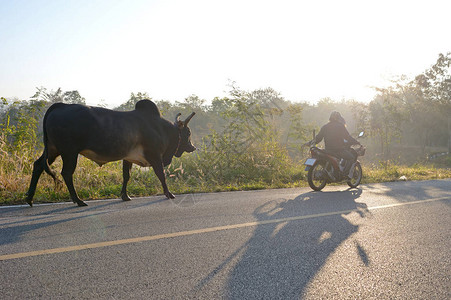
(1, 52, 450, 166)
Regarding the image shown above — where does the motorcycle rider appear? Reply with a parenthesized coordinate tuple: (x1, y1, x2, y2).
(310, 111, 360, 178)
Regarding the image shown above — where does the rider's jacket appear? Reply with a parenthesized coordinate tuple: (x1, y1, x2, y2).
(314, 120, 359, 152)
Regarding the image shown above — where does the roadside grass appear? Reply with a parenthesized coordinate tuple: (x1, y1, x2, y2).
(362, 161, 451, 183)
(1, 153, 450, 206)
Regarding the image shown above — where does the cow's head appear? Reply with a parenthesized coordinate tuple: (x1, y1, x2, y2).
(174, 112, 196, 157)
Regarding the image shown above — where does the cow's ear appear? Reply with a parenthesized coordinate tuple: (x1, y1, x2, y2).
(175, 113, 184, 129)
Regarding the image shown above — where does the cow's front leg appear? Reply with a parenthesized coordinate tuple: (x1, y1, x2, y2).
(121, 160, 132, 201)
(150, 158, 175, 199)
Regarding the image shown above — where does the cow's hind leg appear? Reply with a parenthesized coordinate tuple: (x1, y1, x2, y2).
(25, 154, 46, 207)
(121, 160, 132, 201)
(61, 153, 87, 207)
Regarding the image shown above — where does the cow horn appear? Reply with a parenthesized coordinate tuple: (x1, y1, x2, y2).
(184, 112, 196, 125)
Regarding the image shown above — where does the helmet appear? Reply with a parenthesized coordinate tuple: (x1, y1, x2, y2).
(329, 111, 346, 125)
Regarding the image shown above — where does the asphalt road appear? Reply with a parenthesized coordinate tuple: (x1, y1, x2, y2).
(1, 180, 450, 299)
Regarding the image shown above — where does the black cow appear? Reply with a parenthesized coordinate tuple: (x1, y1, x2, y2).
(25, 99, 196, 207)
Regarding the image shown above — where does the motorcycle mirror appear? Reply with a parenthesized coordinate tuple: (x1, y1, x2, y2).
(358, 131, 364, 138)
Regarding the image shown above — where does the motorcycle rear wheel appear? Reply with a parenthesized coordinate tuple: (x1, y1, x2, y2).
(347, 162, 362, 188)
(308, 161, 328, 191)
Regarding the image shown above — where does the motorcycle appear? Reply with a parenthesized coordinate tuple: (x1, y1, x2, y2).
(303, 131, 366, 191)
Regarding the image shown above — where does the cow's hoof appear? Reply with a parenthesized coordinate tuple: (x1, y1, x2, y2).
(24, 192, 33, 207)
(76, 201, 88, 207)
(121, 194, 131, 201)
(165, 192, 175, 199)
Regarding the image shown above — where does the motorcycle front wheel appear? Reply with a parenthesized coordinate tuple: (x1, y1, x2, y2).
(347, 162, 362, 188)
(307, 161, 328, 191)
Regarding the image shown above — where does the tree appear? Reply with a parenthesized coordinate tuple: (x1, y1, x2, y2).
(414, 52, 451, 107)
(196, 86, 292, 184)
(349, 100, 369, 135)
(31, 87, 64, 103)
(0, 98, 46, 153)
(62, 90, 86, 105)
(414, 52, 451, 151)
(368, 93, 404, 158)
(210, 97, 233, 116)
(286, 102, 308, 145)
(115, 92, 151, 111)
(175, 95, 206, 111)
(31, 87, 85, 104)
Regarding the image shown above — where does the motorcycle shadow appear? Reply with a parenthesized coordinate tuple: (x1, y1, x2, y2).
(225, 187, 369, 298)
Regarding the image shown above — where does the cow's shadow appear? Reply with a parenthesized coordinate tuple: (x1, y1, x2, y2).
(0, 197, 167, 247)
(224, 188, 368, 298)
(193, 188, 369, 298)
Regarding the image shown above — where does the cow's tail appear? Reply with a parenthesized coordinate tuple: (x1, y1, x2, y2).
(41, 103, 64, 181)
(26, 103, 63, 206)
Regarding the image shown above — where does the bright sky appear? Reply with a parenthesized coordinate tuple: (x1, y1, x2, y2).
(1, 0, 450, 107)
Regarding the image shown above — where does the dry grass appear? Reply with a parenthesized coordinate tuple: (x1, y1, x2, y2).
(363, 161, 451, 183)
(1, 137, 450, 206)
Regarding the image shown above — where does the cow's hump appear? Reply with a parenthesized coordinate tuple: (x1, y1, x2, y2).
(135, 99, 161, 116)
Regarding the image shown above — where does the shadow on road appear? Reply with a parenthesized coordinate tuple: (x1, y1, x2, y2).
(221, 188, 369, 299)
(0, 197, 167, 246)
(365, 179, 451, 207)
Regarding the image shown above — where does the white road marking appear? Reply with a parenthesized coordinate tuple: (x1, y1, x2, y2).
(0, 196, 449, 261)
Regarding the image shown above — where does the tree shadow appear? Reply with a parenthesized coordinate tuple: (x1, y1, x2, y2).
(364, 179, 451, 206)
(206, 188, 369, 298)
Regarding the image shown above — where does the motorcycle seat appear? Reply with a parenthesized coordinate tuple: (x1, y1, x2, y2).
(318, 148, 341, 159)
